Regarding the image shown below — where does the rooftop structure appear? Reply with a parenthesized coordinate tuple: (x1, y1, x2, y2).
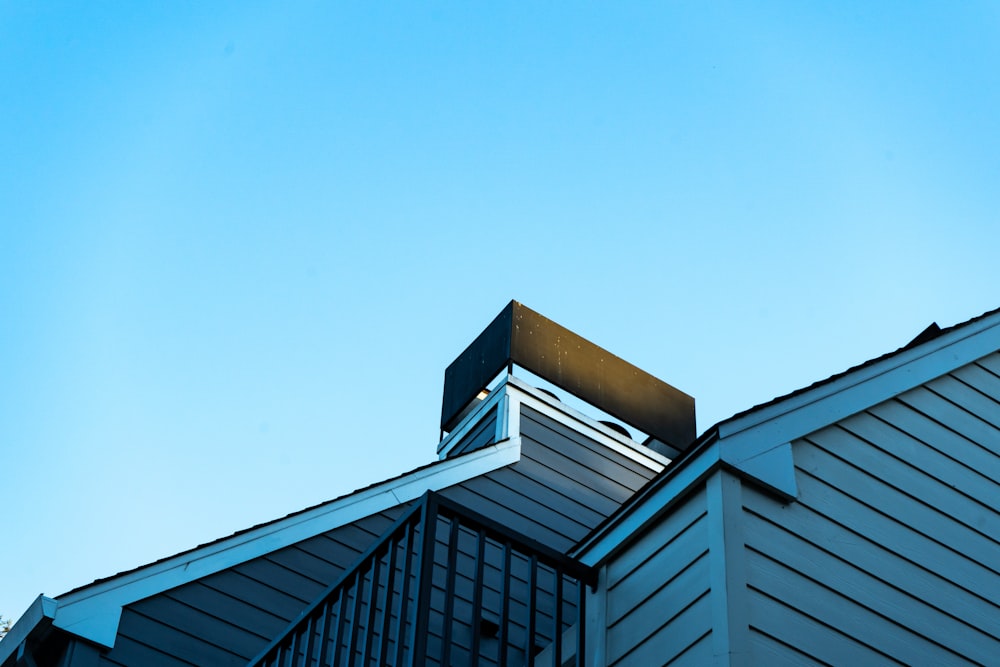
(4, 301, 1000, 666)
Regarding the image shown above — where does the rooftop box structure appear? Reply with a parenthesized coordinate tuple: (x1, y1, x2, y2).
(441, 301, 696, 454)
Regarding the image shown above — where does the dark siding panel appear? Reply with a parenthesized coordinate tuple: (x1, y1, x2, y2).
(445, 408, 498, 457)
(520, 407, 656, 494)
(439, 404, 660, 551)
(461, 469, 593, 535)
(437, 482, 575, 550)
(101, 509, 408, 665)
(97, 634, 196, 667)
(111, 608, 247, 667)
(480, 465, 606, 528)
(163, 583, 287, 642)
(130, 595, 266, 659)
(199, 569, 306, 621)
(98, 400, 656, 665)
(234, 558, 325, 601)
(513, 448, 625, 518)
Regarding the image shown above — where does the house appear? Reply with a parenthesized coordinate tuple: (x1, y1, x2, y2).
(4, 300, 1000, 666)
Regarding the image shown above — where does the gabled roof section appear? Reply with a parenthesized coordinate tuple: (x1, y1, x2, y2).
(29, 438, 522, 650)
(574, 305, 1000, 566)
(714, 304, 1000, 443)
(716, 306, 998, 434)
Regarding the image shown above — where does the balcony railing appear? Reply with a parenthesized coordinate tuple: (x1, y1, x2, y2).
(247, 491, 594, 667)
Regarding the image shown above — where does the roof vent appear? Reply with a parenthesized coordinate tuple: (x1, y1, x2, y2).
(904, 322, 943, 350)
(534, 387, 561, 402)
(441, 301, 696, 453)
(599, 420, 632, 440)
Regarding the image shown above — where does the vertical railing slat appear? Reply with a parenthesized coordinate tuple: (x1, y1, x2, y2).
(358, 547, 381, 666)
(394, 521, 416, 667)
(249, 492, 594, 667)
(286, 626, 299, 667)
(576, 577, 586, 667)
(346, 572, 365, 665)
(313, 600, 331, 667)
(439, 518, 461, 666)
(553, 565, 563, 667)
(525, 554, 537, 667)
(498, 541, 511, 667)
(330, 591, 345, 667)
(378, 533, 400, 666)
(409, 497, 439, 667)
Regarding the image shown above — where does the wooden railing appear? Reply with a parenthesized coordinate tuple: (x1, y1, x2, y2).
(247, 491, 594, 667)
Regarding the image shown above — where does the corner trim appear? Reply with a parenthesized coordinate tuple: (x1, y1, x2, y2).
(707, 471, 750, 667)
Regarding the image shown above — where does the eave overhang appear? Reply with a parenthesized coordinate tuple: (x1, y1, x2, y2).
(0, 596, 57, 667)
(5, 439, 522, 650)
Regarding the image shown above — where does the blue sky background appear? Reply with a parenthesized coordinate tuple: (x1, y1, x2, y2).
(3, 2, 1000, 621)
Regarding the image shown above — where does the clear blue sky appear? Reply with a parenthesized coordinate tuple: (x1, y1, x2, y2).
(3, 2, 1000, 621)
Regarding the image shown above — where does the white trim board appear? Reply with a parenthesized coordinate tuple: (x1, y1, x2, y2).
(718, 310, 1000, 446)
(506, 375, 670, 470)
(49, 438, 522, 648)
(437, 375, 670, 471)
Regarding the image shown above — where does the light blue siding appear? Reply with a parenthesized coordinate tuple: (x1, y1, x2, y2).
(604, 488, 711, 667)
(744, 354, 1000, 666)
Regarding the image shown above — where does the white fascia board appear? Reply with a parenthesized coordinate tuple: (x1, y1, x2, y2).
(438, 375, 668, 471)
(575, 436, 798, 566)
(50, 438, 522, 648)
(717, 311, 1000, 450)
(574, 440, 721, 567)
(506, 376, 670, 471)
(437, 378, 509, 458)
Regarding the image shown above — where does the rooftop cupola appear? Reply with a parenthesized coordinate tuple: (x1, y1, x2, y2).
(439, 301, 696, 459)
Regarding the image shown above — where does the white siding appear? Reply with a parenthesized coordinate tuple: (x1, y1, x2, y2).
(603, 488, 711, 667)
(744, 354, 1000, 666)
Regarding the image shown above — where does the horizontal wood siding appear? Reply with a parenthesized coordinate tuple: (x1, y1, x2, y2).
(97, 509, 407, 666)
(438, 406, 657, 553)
(745, 354, 1000, 666)
(604, 487, 711, 667)
(91, 401, 657, 665)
